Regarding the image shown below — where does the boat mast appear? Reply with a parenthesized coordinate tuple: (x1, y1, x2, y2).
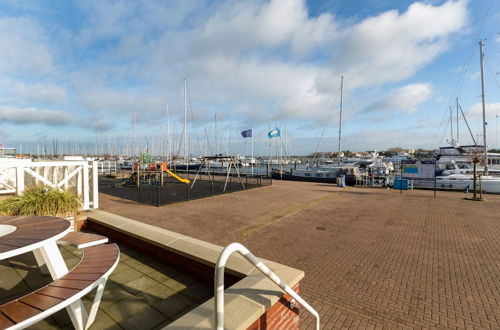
(184, 78, 188, 168)
(167, 104, 170, 163)
(449, 106, 454, 145)
(133, 107, 137, 157)
(215, 113, 217, 155)
(338, 76, 344, 165)
(479, 40, 488, 175)
(456, 98, 459, 145)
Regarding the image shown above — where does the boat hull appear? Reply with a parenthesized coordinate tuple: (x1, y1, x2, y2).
(411, 177, 500, 194)
(171, 164, 202, 171)
(271, 170, 338, 184)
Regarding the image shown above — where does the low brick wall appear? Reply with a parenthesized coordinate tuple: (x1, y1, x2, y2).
(247, 283, 301, 330)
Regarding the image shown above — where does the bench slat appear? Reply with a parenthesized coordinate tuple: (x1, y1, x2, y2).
(62, 273, 103, 281)
(37, 286, 80, 300)
(73, 266, 110, 275)
(0, 301, 40, 324)
(84, 246, 117, 255)
(77, 260, 116, 268)
(0, 313, 14, 329)
(50, 279, 94, 290)
(85, 254, 119, 261)
(57, 232, 108, 249)
(19, 294, 63, 311)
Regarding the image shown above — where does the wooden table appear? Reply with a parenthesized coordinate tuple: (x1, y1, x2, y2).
(0, 216, 72, 279)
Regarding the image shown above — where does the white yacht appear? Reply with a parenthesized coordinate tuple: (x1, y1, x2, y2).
(437, 145, 500, 173)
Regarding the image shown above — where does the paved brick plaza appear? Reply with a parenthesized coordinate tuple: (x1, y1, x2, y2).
(100, 181, 500, 329)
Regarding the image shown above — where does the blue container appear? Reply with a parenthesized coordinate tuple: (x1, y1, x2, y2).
(393, 178, 409, 190)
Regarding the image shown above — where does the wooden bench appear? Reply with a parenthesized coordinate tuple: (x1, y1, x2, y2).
(57, 232, 108, 249)
(0, 243, 119, 330)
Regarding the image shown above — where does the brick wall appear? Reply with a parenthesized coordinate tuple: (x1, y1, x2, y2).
(247, 283, 301, 330)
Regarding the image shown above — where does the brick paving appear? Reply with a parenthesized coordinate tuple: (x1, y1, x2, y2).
(100, 181, 500, 329)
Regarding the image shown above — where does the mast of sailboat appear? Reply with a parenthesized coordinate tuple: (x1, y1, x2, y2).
(337, 76, 344, 165)
(479, 40, 488, 175)
(456, 98, 459, 145)
(167, 104, 171, 163)
(449, 106, 454, 144)
(133, 107, 137, 157)
(215, 113, 218, 155)
(184, 78, 188, 170)
(457, 100, 477, 145)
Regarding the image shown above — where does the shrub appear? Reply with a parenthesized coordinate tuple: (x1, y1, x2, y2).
(0, 186, 80, 217)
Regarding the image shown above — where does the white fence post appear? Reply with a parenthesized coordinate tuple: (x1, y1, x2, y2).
(16, 166, 25, 195)
(82, 162, 90, 210)
(92, 160, 99, 209)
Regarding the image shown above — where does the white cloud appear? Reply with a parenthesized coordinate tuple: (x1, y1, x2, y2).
(0, 0, 471, 137)
(195, 0, 337, 56)
(10, 82, 67, 104)
(318, 0, 468, 91)
(365, 83, 433, 114)
(467, 102, 500, 121)
(341, 128, 438, 150)
(0, 17, 53, 75)
(0, 106, 72, 126)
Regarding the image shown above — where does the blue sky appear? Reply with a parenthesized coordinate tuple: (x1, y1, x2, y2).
(0, 0, 499, 156)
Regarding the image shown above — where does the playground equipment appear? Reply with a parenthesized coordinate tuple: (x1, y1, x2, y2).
(125, 155, 247, 194)
(126, 159, 190, 187)
(191, 156, 245, 193)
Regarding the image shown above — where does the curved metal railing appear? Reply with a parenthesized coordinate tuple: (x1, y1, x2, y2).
(214, 242, 320, 330)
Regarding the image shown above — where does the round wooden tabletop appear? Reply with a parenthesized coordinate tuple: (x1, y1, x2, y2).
(0, 216, 71, 260)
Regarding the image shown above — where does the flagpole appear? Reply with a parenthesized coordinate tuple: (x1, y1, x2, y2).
(268, 123, 271, 175)
(251, 128, 254, 176)
(280, 127, 283, 174)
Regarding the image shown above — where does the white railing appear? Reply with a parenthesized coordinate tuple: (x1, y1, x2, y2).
(97, 161, 117, 175)
(0, 159, 99, 210)
(215, 242, 320, 330)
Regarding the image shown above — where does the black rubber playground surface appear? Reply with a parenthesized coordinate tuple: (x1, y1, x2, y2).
(99, 175, 271, 206)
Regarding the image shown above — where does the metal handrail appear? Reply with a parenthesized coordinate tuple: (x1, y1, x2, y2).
(214, 242, 320, 330)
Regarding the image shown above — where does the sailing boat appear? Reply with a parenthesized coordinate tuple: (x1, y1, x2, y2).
(412, 40, 500, 193)
(271, 76, 362, 184)
(171, 79, 202, 171)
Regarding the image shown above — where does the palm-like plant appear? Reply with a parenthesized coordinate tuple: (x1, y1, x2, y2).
(0, 186, 80, 217)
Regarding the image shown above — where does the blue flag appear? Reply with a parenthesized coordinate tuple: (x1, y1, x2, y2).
(241, 129, 252, 138)
(268, 128, 280, 138)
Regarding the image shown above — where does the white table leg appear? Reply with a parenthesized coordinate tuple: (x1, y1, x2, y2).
(67, 300, 88, 330)
(37, 241, 89, 330)
(36, 241, 68, 279)
(32, 249, 50, 275)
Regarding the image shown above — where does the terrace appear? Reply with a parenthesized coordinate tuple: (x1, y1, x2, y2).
(1, 178, 500, 329)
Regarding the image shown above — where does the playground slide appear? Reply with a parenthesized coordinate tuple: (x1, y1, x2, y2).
(165, 169, 190, 184)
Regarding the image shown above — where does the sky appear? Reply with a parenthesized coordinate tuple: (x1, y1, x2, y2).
(0, 0, 500, 156)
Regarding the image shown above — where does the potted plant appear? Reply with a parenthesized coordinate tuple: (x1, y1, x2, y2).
(0, 186, 81, 229)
